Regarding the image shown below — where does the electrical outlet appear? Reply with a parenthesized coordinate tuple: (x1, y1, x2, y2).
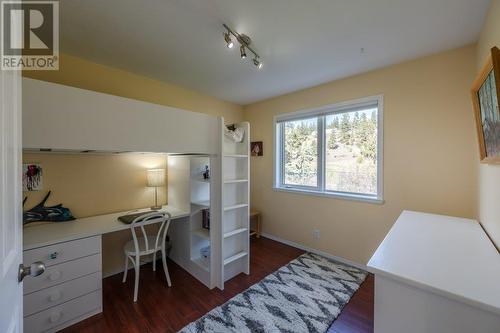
(312, 228, 320, 241)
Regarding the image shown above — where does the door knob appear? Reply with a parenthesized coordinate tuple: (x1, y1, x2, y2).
(18, 261, 46, 282)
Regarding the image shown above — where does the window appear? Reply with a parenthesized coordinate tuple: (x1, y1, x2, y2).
(274, 96, 383, 203)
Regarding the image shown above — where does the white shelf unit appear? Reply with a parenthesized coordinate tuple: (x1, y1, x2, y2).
(223, 251, 248, 265)
(167, 120, 250, 290)
(223, 154, 248, 158)
(192, 228, 209, 240)
(219, 121, 250, 286)
(168, 155, 214, 287)
(224, 179, 248, 184)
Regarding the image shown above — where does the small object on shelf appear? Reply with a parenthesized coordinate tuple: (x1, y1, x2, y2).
(224, 126, 244, 143)
(203, 165, 210, 179)
(23, 191, 75, 224)
(201, 246, 210, 258)
(202, 209, 210, 229)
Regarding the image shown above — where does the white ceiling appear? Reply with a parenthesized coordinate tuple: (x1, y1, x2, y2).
(60, 0, 491, 105)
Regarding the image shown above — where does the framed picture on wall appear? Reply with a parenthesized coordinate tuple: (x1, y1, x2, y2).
(471, 46, 500, 164)
(22, 163, 43, 191)
(251, 141, 263, 156)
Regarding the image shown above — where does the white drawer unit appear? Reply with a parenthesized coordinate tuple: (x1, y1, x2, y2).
(23, 236, 103, 333)
(24, 290, 102, 333)
(24, 254, 101, 294)
(24, 236, 101, 267)
(24, 272, 102, 317)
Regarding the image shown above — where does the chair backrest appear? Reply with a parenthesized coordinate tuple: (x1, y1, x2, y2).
(129, 212, 172, 254)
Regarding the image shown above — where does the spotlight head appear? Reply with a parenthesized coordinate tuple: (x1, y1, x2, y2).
(240, 45, 247, 59)
(253, 58, 263, 69)
(224, 32, 234, 49)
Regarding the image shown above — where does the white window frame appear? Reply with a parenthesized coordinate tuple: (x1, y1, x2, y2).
(273, 95, 384, 204)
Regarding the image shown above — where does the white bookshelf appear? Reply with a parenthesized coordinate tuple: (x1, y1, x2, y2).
(224, 179, 248, 184)
(223, 228, 247, 238)
(224, 203, 249, 211)
(167, 120, 250, 290)
(188, 156, 212, 285)
(223, 251, 248, 266)
(220, 121, 250, 286)
(192, 228, 210, 240)
(168, 155, 213, 287)
(223, 154, 248, 158)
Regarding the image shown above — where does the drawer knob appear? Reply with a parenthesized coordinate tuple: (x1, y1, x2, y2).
(49, 271, 61, 281)
(48, 252, 59, 260)
(49, 291, 62, 302)
(49, 311, 62, 323)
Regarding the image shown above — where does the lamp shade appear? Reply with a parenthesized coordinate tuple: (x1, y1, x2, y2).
(147, 169, 166, 187)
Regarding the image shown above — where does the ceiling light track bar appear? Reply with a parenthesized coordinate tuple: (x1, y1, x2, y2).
(223, 24, 260, 59)
(223, 23, 262, 68)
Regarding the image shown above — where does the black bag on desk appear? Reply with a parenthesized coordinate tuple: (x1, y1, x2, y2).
(23, 191, 75, 224)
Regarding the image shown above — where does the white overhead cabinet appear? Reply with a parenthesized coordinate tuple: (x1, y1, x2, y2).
(22, 78, 218, 154)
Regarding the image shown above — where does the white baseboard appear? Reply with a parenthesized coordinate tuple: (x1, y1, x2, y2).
(260, 232, 368, 271)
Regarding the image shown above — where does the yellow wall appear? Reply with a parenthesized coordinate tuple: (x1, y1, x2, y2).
(243, 46, 478, 264)
(23, 153, 167, 218)
(23, 53, 244, 124)
(476, 0, 500, 249)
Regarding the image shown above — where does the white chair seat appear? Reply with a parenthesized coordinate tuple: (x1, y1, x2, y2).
(123, 236, 161, 256)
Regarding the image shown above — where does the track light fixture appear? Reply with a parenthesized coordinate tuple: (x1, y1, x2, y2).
(253, 57, 263, 69)
(223, 23, 262, 69)
(224, 32, 234, 49)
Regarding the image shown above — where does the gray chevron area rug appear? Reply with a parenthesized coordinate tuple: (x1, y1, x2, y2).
(179, 252, 367, 333)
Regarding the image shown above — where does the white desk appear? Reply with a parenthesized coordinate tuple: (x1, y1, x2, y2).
(368, 211, 500, 333)
(23, 205, 190, 250)
(22, 205, 189, 333)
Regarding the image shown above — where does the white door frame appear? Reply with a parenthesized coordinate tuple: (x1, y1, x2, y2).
(0, 67, 23, 332)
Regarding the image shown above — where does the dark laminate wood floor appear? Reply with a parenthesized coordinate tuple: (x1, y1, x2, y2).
(62, 237, 374, 333)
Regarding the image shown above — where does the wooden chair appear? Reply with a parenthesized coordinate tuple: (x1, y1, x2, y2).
(122, 212, 172, 302)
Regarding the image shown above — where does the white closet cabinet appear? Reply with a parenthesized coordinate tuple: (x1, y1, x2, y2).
(22, 78, 218, 154)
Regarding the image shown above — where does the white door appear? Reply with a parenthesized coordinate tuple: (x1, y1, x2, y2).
(0, 67, 24, 331)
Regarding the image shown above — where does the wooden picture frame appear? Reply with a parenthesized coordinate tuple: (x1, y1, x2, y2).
(471, 46, 500, 164)
(251, 141, 263, 156)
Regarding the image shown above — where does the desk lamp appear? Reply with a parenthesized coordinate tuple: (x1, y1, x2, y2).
(147, 169, 165, 210)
